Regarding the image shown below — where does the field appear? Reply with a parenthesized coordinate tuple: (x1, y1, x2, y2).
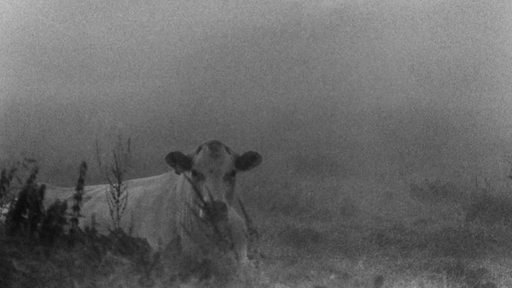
(2, 0, 511, 286)
(2, 157, 512, 288)
(241, 172, 512, 288)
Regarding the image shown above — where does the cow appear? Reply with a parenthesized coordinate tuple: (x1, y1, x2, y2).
(44, 140, 262, 264)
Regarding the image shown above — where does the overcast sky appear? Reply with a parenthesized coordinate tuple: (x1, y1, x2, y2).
(1, 0, 512, 184)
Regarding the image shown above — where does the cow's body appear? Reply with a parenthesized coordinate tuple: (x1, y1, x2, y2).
(44, 140, 262, 264)
(45, 172, 178, 248)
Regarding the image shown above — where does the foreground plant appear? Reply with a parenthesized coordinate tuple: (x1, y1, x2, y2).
(96, 136, 132, 232)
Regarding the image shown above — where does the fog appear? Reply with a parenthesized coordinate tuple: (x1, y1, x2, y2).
(1, 0, 512, 186)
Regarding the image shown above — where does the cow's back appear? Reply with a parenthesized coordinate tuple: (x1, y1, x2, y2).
(44, 172, 179, 249)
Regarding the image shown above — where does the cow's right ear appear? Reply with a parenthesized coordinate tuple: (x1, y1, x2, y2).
(165, 151, 192, 174)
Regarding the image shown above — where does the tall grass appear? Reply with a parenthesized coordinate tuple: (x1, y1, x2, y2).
(4, 150, 512, 287)
(70, 161, 87, 235)
(0, 161, 165, 288)
(96, 136, 131, 232)
(5, 165, 45, 237)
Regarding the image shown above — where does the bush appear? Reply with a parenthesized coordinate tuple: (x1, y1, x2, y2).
(464, 193, 512, 225)
(0, 160, 166, 287)
(409, 179, 466, 205)
(5, 166, 45, 237)
(40, 199, 68, 246)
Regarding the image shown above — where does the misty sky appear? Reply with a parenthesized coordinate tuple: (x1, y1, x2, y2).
(1, 0, 512, 185)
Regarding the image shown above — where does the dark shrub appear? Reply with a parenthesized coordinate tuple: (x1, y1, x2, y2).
(427, 227, 491, 258)
(409, 179, 465, 204)
(70, 161, 87, 235)
(5, 167, 45, 237)
(40, 200, 68, 246)
(465, 193, 512, 225)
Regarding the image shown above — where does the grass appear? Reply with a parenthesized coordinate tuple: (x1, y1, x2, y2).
(253, 212, 511, 288)
(3, 155, 512, 287)
(240, 169, 512, 288)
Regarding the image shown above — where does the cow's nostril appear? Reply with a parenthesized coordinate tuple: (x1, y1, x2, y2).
(213, 201, 227, 213)
(211, 201, 228, 221)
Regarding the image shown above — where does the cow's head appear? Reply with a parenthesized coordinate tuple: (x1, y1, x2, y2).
(165, 140, 262, 215)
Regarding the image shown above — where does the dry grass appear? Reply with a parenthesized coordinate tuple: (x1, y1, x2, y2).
(4, 154, 512, 287)
(240, 170, 512, 288)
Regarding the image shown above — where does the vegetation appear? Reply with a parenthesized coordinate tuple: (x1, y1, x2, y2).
(70, 161, 87, 236)
(0, 159, 264, 287)
(96, 137, 131, 232)
(5, 164, 45, 238)
(3, 153, 512, 288)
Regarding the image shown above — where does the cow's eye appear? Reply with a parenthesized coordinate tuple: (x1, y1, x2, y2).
(191, 169, 203, 180)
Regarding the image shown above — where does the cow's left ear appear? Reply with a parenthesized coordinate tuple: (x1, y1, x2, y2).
(165, 151, 192, 174)
(235, 151, 262, 172)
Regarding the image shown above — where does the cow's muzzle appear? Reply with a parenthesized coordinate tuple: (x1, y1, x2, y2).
(201, 200, 228, 223)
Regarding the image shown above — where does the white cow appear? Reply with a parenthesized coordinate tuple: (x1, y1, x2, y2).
(44, 140, 262, 263)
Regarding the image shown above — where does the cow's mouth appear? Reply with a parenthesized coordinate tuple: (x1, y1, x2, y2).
(184, 175, 228, 222)
(200, 200, 228, 223)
